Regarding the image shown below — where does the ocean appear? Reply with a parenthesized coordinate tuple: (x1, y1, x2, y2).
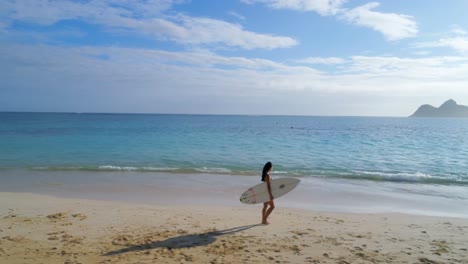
(2, 112, 468, 217)
(1, 112, 467, 185)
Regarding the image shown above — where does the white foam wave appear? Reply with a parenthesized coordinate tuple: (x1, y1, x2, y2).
(141, 167, 179, 171)
(355, 170, 433, 178)
(98, 165, 138, 171)
(272, 170, 289, 174)
(195, 167, 232, 173)
(350, 170, 465, 183)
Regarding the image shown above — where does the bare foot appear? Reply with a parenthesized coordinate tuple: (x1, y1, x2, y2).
(262, 220, 270, 225)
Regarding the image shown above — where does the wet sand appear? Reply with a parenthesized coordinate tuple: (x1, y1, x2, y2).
(1, 192, 467, 264)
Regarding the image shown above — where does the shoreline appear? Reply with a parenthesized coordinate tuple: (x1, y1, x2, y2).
(1, 192, 468, 263)
(1, 169, 468, 218)
(2, 166, 467, 186)
(1, 169, 468, 219)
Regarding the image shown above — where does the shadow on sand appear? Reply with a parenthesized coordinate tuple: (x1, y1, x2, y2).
(103, 224, 261, 256)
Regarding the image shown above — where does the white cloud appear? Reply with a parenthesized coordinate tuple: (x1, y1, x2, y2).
(123, 48, 287, 70)
(340, 2, 418, 41)
(228, 11, 246, 21)
(415, 37, 468, 53)
(451, 24, 467, 36)
(1, 0, 297, 50)
(2, 44, 468, 115)
(145, 15, 298, 49)
(414, 26, 468, 53)
(296, 57, 346, 64)
(412, 50, 431, 56)
(346, 56, 468, 74)
(435, 37, 468, 53)
(241, 1, 418, 41)
(4, 0, 179, 25)
(241, 0, 347, 16)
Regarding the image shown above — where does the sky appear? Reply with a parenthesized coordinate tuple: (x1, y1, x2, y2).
(1, 0, 468, 116)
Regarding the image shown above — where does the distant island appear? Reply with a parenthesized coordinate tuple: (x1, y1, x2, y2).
(410, 99, 468, 118)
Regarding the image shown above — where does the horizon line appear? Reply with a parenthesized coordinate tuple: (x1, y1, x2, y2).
(0, 110, 407, 118)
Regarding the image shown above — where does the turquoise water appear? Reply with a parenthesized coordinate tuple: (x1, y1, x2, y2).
(1, 112, 467, 185)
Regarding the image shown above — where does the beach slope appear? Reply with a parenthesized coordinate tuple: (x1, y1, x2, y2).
(1, 192, 467, 263)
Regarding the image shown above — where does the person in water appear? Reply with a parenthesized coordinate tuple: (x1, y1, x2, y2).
(261, 162, 275, 224)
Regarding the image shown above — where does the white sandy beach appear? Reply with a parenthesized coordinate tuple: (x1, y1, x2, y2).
(1, 191, 468, 264)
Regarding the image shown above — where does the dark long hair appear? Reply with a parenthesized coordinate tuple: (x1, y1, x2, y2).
(261, 162, 272, 181)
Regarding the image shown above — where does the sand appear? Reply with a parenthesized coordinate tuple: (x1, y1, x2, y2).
(1, 192, 467, 264)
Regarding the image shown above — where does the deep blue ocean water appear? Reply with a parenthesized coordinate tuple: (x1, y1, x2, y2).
(1, 112, 467, 185)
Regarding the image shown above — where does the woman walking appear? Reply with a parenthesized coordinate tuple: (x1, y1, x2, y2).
(261, 162, 275, 224)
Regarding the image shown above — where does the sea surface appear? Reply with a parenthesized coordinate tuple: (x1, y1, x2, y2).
(1, 112, 468, 185)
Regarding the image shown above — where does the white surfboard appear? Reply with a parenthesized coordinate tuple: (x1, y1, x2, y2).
(240, 177, 300, 204)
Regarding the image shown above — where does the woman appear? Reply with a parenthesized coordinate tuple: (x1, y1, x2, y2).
(261, 161, 275, 224)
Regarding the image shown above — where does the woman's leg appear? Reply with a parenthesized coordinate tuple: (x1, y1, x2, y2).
(262, 202, 268, 224)
(264, 200, 275, 221)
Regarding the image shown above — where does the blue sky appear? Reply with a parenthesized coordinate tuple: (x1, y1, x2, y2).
(1, 0, 468, 116)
